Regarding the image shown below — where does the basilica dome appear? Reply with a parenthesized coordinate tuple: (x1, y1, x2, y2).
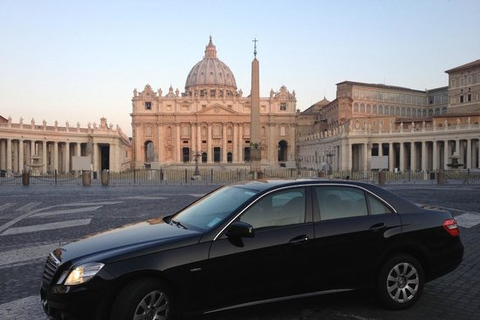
(185, 37, 237, 94)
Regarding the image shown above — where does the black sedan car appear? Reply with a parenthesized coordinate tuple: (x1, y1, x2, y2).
(41, 179, 463, 320)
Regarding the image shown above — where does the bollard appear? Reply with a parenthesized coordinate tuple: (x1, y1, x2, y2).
(22, 172, 30, 186)
(101, 170, 109, 186)
(378, 171, 386, 185)
(82, 170, 91, 186)
(318, 171, 327, 178)
(437, 171, 444, 185)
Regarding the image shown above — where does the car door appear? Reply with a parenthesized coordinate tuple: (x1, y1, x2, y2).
(310, 185, 402, 290)
(206, 187, 315, 310)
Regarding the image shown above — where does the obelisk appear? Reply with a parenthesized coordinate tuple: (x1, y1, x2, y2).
(250, 38, 261, 176)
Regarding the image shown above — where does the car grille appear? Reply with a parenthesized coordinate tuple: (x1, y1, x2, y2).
(42, 253, 60, 286)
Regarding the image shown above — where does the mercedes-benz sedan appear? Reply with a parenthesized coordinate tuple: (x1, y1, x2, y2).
(41, 179, 463, 320)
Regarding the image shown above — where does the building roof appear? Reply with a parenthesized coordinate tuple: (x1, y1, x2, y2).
(445, 59, 480, 74)
(184, 37, 237, 91)
(336, 81, 426, 94)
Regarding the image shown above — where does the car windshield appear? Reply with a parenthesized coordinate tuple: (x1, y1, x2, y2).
(171, 186, 259, 231)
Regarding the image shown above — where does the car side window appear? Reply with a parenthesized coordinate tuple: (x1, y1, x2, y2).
(315, 186, 368, 221)
(367, 193, 394, 214)
(240, 188, 306, 229)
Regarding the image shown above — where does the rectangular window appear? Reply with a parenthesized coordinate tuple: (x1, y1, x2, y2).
(145, 102, 152, 110)
(460, 95, 464, 103)
(280, 103, 287, 111)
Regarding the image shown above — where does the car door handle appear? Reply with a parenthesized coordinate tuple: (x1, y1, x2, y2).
(369, 223, 387, 232)
(289, 235, 309, 244)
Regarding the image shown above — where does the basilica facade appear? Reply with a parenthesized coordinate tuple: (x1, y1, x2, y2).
(131, 37, 297, 169)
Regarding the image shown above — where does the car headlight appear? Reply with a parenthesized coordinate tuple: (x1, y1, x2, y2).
(64, 262, 105, 286)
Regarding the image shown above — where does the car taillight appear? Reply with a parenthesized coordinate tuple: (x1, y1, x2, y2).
(443, 219, 460, 237)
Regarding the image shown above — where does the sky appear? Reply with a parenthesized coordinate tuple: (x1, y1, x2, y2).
(1, 0, 480, 136)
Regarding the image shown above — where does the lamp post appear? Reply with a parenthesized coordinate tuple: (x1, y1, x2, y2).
(193, 149, 201, 177)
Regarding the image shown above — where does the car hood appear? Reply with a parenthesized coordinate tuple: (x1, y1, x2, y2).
(53, 218, 202, 266)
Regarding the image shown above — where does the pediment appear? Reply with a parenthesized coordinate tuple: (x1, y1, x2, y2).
(196, 104, 238, 115)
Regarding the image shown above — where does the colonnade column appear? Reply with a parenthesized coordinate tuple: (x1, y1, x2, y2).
(0, 140, 6, 170)
(399, 142, 405, 172)
(19, 139, 24, 172)
(432, 141, 438, 171)
(389, 143, 394, 171)
(466, 139, 472, 169)
(53, 142, 59, 172)
(42, 141, 47, 173)
(65, 142, 70, 173)
(410, 142, 416, 171)
(444, 141, 450, 170)
(7, 139, 12, 173)
(93, 142, 98, 172)
(421, 141, 427, 171)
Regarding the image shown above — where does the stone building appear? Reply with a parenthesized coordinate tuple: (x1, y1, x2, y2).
(131, 37, 297, 169)
(0, 117, 131, 175)
(297, 59, 480, 172)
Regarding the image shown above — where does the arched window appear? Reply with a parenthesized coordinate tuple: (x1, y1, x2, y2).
(354, 103, 360, 112)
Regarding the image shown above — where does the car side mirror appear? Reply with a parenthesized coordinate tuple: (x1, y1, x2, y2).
(226, 221, 255, 238)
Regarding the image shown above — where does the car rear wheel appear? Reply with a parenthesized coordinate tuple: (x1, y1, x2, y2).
(376, 254, 424, 310)
(110, 278, 172, 320)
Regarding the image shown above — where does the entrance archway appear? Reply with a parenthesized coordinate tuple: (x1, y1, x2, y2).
(278, 140, 288, 162)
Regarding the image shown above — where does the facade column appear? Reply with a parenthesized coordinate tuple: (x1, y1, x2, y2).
(93, 142, 98, 172)
(421, 141, 427, 171)
(388, 142, 394, 171)
(410, 142, 416, 171)
(42, 141, 47, 174)
(207, 123, 212, 163)
(399, 142, 405, 172)
(196, 123, 202, 154)
(466, 139, 472, 169)
(432, 141, 438, 171)
(444, 141, 450, 170)
(18, 139, 24, 173)
(158, 124, 164, 163)
(31, 140, 36, 160)
(363, 143, 369, 171)
(233, 123, 238, 163)
(65, 142, 70, 173)
(478, 139, 480, 169)
(176, 124, 181, 163)
(6, 139, 12, 173)
(378, 143, 383, 156)
(109, 143, 116, 172)
(76, 143, 81, 157)
(222, 124, 227, 163)
(238, 124, 243, 162)
(0, 139, 6, 170)
(53, 142, 59, 173)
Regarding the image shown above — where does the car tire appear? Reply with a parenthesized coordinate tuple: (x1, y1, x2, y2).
(110, 278, 172, 320)
(376, 254, 424, 310)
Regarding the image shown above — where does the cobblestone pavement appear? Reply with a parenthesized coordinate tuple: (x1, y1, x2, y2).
(0, 183, 479, 320)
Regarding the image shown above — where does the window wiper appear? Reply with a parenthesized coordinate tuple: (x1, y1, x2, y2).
(170, 219, 188, 230)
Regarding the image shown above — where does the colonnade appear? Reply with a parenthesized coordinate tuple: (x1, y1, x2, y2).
(347, 138, 480, 172)
(0, 138, 120, 175)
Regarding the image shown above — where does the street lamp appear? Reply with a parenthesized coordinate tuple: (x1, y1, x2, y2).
(192, 149, 202, 176)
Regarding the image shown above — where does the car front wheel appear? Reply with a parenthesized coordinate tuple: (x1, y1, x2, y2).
(110, 278, 172, 320)
(376, 254, 424, 310)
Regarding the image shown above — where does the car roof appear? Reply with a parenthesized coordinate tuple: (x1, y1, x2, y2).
(230, 178, 373, 192)
(229, 178, 421, 213)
